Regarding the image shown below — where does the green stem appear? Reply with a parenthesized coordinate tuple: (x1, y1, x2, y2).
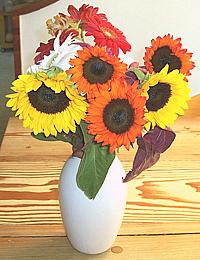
(80, 30, 85, 42)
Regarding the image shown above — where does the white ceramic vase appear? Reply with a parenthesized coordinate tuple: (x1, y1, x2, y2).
(59, 156, 128, 254)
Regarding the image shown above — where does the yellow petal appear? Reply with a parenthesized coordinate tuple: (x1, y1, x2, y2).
(44, 127, 50, 137)
(54, 113, 63, 133)
(6, 98, 17, 108)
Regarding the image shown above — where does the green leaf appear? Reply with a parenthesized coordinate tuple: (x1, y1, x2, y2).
(31, 132, 73, 144)
(130, 68, 145, 81)
(79, 120, 93, 143)
(138, 73, 152, 89)
(77, 142, 115, 199)
(56, 133, 73, 144)
(31, 132, 58, 141)
(46, 66, 63, 78)
(143, 74, 152, 81)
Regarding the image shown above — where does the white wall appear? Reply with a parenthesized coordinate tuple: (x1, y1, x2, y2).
(20, 0, 200, 96)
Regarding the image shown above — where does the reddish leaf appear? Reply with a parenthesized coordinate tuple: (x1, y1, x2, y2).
(34, 30, 78, 64)
(59, 29, 79, 44)
(34, 38, 54, 64)
(75, 42, 91, 48)
(123, 127, 176, 182)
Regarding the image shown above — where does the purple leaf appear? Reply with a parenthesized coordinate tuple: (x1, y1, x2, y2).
(125, 71, 137, 85)
(143, 126, 176, 153)
(123, 127, 176, 183)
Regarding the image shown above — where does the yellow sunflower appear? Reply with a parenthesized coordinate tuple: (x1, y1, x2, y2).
(6, 71, 88, 136)
(141, 64, 190, 130)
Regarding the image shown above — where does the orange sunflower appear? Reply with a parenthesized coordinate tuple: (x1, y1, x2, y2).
(144, 34, 195, 76)
(85, 80, 146, 153)
(68, 46, 127, 96)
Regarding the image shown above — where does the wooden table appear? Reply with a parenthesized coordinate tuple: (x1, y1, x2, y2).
(0, 95, 200, 259)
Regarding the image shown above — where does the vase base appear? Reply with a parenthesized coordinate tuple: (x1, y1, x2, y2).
(69, 239, 111, 255)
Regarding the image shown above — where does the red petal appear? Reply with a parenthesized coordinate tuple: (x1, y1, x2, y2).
(68, 5, 80, 20)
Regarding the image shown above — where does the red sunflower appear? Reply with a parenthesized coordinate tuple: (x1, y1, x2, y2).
(68, 46, 127, 96)
(86, 80, 146, 153)
(144, 34, 195, 76)
(85, 18, 131, 56)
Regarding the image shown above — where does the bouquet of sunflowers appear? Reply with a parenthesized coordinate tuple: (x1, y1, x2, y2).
(6, 4, 195, 199)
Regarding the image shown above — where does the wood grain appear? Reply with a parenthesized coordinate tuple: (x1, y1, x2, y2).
(0, 234, 200, 260)
(0, 95, 200, 236)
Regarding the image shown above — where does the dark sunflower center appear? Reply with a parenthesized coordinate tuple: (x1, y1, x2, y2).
(151, 46, 182, 72)
(146, 83, 171, 111)
(83, 57, 114, 84)
(28, 84, 70, 114)
(103, 99, 134, 134)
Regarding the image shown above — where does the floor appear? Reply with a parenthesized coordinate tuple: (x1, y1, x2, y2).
(0, 49, 15, 145)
